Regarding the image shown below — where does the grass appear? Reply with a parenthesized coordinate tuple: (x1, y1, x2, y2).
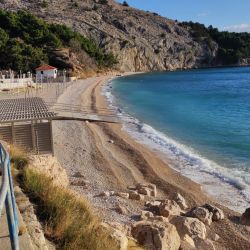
(18, 168, 118, 250)
(9, 145, 29, 170)
(9, 146, 139, 250)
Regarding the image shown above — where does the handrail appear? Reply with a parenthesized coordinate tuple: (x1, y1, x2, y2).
(0, 143, 19, 250)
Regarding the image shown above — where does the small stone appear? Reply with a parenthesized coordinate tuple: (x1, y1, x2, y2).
(240, 207, 250, 226)
(127, 185, 136, 190)
(207, 228, 220, 242)
(129, 191, 144, 201)
(115, 192, 129, 199)
(173, 193, 188, 210)
(72, 171, 84, 178)
(159, 200, 182, 218)
(99, 191, 110, 197)
(70, 179, 87, 186)
(140, 210, 154, 220)
(195, 238, 216, 250)
(115, 204, 128, 215)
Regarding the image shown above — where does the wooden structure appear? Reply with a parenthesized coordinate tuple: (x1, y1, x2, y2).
(0, 98, 55, 154)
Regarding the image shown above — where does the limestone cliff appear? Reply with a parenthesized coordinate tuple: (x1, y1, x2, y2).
(0, 0, 218, 72)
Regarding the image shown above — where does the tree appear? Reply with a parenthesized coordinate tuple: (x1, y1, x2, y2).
(122, 1, 129, 6)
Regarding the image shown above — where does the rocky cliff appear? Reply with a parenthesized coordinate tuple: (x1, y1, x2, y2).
(0, 0, 218, 72)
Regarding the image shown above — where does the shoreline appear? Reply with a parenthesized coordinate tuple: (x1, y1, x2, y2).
(102, 72, 249, 213)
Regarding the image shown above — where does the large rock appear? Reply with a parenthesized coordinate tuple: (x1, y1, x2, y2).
(173, 193, 188, 210)
(202, 204, 224, 222)
(171, 216, 207, 240)
(240, 208, 250, 226)
(187, 207, 213, 226)
(159, 200, 182, 218)
(102, 223, 128, 250)
(132, 220, 181, 250)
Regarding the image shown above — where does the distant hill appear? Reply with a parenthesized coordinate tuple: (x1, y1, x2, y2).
(0, 0, 249, 73)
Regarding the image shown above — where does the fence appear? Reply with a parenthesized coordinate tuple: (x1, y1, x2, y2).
(0, 143, 19, 250)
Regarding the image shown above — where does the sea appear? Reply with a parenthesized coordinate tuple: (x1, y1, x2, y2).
(104, 67, 250, 212)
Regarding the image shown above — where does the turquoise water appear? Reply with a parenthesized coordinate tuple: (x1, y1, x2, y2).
(107, 67, 250, 211)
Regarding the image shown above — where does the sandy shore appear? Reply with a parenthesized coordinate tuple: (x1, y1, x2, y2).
(51, 75, 250, 250)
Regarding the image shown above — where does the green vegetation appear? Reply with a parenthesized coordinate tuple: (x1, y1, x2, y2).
(181, 21, 250, 65)
(122, 1, 129, 7)
(0, 10, 117, 71)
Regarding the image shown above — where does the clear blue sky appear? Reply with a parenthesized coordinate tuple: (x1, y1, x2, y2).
(117, 0, 250, 32)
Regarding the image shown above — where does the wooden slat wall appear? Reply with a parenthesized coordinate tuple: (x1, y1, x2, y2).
(0, 122, 53, 154)
(14, 124, 33, 150)
(0, 126, 12, 143)
(34, 123, 52, 154)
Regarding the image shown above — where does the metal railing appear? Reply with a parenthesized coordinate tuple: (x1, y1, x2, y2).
(0, 143, 19, 250)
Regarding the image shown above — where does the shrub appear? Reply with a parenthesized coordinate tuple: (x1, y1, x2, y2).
(122, 1, 129, 7)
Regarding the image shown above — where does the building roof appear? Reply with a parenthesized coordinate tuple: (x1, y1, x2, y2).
(0, 97, 55, 123)
(35, 65, 57, 71)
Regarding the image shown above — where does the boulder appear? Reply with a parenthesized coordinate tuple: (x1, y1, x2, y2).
(173, 193, 188, 210)
(129, 191, 144, 201)
(194, 238, 216, 250)
(202, 204, 224, 221)
(187, 207, 213, 226)
(240, 208, 250, 226)
(171, 216, 207, 240)
(132, 220, 180, 250)
(159, 200, 182, 218)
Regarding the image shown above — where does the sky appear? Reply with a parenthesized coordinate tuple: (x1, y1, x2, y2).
(116, 0, 250, 32)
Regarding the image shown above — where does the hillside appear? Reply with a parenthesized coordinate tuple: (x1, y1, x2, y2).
(0, 0, 250, 73)
(0, 9, 117, 75)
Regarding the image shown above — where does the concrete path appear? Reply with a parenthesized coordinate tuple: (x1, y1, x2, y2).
(0, 179, 34, 250)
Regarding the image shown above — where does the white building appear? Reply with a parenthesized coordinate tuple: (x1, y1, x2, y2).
(35, 65, 58, 82)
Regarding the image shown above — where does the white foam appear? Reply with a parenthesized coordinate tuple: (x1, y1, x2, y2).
(102, 79, 250, 212)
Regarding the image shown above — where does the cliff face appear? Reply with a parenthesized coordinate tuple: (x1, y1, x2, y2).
(0, 0, 218, 72)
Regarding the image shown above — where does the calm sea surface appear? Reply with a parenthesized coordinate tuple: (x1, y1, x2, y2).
(107, 67, 250, 212)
